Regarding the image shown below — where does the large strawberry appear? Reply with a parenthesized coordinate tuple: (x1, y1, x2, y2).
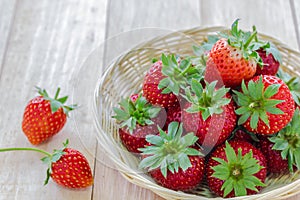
(206, 19, 264, 88)
(22, 87, 76, 145)
(234, 75, 295, 135)
(206, 140, 267, 198)
(142, 54, 204, 108)
(0, 140, 93, 189)
(182, 80, 236, 150)
(139, 122, 205, 191)
(113, 94, 166, 153)
(268, 108, 300, 172)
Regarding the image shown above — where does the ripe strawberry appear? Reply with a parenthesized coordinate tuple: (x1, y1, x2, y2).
(113, 94, 166, 153)
(255, 47, 281, 76)
(268, 108, 300, 172)
(234, 75, 295, 135)
(232, 129, 255, 143)
(257, 136, 288, 174)
(142, 54, 203, 108)
(0, 140, 93, 189)
(182, 80, 236, 150)
(22, 87, 76, 145)
(206, 19, 264, 88)
(139, 122, 205, 191)
(277, 68, 300, 108)
(206, 140, 267, 198)
(163, 104, 182, 130)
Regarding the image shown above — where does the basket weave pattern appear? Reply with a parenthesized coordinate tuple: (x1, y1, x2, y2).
(93, 27, 300, 199)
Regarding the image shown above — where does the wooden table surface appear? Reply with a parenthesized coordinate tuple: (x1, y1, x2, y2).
(1, 0, 300, 199)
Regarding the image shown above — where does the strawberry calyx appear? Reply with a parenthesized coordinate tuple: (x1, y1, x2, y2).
(277, 69, 300, 106)
(234, 76, 284, 129)
(112, 94, 161, 134)
(183, 79, 231, 120)
(211, 141, 266, 197)
(138, 122, 201, 178)
(158, 53, 204, 95)
(36, 86, 77, 116)
(269, 108, 300, 172)
(218, 19, 264, 66)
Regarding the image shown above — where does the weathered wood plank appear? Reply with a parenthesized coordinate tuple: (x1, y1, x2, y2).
(0, 0, 107, 199)
(0, 0, 16, 77)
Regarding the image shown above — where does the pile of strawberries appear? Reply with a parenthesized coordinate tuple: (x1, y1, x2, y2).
(113, 19, 300, 198)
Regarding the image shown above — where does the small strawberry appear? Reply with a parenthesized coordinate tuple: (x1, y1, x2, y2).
(22, 87, 77, 145)
(206, 140, 267, 198)
(139, 122, 205, 191)
(234, 75, 295, 135)
(255, 47, 280, 76)
(232, 129, 255, 143)
(268, 108, 300, 172)
(258, 136, 289, 174)
(0, 140, 93, 189)
(163, 104, 182, 130)
(277, 68, 300, 108)
(182, 80, 236, 149)
(206, 19, 264, 88)
(142, 54, 204, 108)
(113, 94, 166, 153)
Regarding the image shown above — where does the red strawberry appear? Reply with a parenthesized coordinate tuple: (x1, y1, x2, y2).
(0, 140, 93, 189)
(206, 140, 267, 198)
(182, 80, 236, 149)
(163, 104, 182, 130)
(232, 129, 254, 143)
(49, 147, 93, 188)
(234, 75, 295, 135)
(267, 108, 300, 172)
(142, 54, 204, 108)
(258, 136, 288, 174)
(22, 87, 76, 145)
(277, 68, 300, 108)
(206, 20, 263, 88)
(255, 48, 280, 76)
(113, 94, 166, 153)
(139, 122, 205, 191)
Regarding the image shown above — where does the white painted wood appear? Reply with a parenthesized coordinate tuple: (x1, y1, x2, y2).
(0, 0, 16, 75)
(0, 0, 107, 199)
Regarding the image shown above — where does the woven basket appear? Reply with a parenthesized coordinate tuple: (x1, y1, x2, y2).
(93, 26, 300, 199)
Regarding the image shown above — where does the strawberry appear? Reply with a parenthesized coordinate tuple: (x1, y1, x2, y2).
(142, 54, 204, 108)
(163, 104, 182, 130)
(234, 75, 295, 135)
(255, 48, 280, 76)
(182, 80, 236, 150)
(257, 136, 289, 174)
(232, 129, 255, 143)
(277, 68, 300, 108)
(268, 108, 300, 172)
(139, 122, 205, 191)
(22, 87, 76, 145)
(206, 19, 264, 88)
(206, 140, 267, 198)
(0, 140, 93, 189)
(113, 94, 166, 153)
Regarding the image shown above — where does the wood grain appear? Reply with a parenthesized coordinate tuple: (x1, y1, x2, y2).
(0, 0, 106, 199)
(0, 0, 16, 77)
